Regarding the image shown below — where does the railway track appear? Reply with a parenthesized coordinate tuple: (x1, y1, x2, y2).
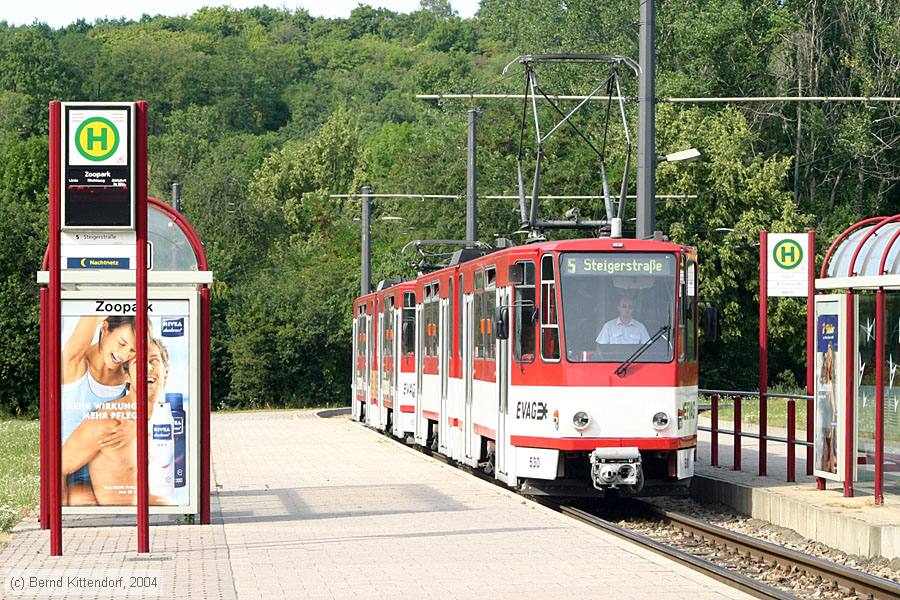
(631, 501, 900, 600)
(326, 410, 900, 599)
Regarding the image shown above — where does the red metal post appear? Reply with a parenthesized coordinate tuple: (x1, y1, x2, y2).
(710, 394, 719, 466)
(875, 288, 885, 505)
(733, 395, 742, 471)
(844, 292, 855, 497)
(787, 400, 796, 482)
(48, 101, 62, 556)
(200, 285, 211, 524)
(135, 101, 150, 553)
(808, 230, 817, 479)
(39, 288, 48, 530)
(759, 231, 768, 476)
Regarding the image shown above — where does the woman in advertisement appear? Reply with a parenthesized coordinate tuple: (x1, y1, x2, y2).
(62, 337, 174, 506)
(817, 342, 838, 474)
(61, 316, 138, 505)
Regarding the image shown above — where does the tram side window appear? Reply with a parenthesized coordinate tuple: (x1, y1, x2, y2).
(382, 297, 394, 360)
(381, 298, 394, 400)
(425, 283, 439, 357)
(485, 267, 496, 360)
(474, 270, 484, 359)
(514, 261, 536, 363)
(447, 278, 454, 362)
(356, 311, 366, 359)
(540, 255, 561, 361)
(457, 274, 463, 360)
(356, 310, 367, 386)
(402, 292, 415, 356)
(686, 259, 698, 362)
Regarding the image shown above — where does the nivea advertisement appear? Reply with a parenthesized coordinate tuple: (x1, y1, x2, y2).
(60, 299, 191, 508)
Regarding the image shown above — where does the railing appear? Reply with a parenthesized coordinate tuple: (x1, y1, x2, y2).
(698, 388, 814, 482)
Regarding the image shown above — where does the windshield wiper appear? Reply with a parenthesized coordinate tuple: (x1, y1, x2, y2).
(614, 325, 670, 378)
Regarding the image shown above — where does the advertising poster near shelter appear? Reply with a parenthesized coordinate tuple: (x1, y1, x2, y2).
(814, 296, 845, 481)
(60, 299, 191, 508)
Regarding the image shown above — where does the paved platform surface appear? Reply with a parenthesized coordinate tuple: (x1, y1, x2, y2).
(695, 418, 900, 559)
(1, 410, 753, 599)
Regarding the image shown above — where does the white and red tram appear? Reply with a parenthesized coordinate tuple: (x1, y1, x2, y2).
(352, 237, 700, 496)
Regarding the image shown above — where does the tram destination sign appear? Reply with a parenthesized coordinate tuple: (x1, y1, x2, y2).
(62, 102, 135, 230)
(767, 233, 809, 297)
(563, 253, 676, 277)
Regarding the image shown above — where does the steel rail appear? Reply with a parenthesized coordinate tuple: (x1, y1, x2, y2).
(639, 501, 900, 600)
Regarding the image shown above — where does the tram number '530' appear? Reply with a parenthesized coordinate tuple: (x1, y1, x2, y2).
(515, 448, 558, 480)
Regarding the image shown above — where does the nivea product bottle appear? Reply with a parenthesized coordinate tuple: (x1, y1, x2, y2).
(149, 400, 175, 497)
(166, 392, 187, 489)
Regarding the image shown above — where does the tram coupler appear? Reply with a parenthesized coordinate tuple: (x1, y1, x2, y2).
(589, 447, 642, 491)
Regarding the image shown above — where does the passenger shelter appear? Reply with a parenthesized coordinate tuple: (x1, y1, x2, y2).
(817, 215, 900, 503)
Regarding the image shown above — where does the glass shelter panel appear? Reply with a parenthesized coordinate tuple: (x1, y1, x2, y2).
(883, 293, 900, 493)
(148, 206, 199, 272)
(856, 293, 877, 483)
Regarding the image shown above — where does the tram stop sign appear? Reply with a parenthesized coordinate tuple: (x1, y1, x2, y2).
(62, 103, 134, 229)
(767, 233, 809, 297)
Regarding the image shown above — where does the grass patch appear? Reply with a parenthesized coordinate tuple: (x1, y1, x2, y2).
(0, 419, 39, 532)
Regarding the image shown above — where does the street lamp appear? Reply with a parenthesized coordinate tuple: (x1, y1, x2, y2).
(657, 148, 701, 165)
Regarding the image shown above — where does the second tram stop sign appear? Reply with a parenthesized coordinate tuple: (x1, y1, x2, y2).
(767, 233, 809, 297)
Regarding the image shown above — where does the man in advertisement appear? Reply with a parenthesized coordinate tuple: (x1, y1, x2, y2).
(62, 337, 173, 506)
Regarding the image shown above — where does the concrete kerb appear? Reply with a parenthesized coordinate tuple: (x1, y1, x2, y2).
(691, 473, 900, 560)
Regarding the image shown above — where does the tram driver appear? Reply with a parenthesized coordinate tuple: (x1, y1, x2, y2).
(596, 294, 650, 345)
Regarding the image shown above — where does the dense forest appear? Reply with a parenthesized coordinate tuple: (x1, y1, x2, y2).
(0, 0, 897, 415)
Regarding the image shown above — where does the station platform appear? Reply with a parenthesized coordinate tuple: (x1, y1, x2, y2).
(695, 418, 900, 560)
(0, 410, 752, 599)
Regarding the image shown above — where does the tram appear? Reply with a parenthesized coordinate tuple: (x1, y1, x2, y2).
(352, 236, 699, 496)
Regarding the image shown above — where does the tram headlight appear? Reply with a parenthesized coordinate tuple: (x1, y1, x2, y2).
(652, 412, 670, 430)
(572, 411, 591, 431)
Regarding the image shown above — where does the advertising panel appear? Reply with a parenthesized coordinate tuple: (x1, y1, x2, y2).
(814, 295, 847, 481)
(60, 297, 193, 510)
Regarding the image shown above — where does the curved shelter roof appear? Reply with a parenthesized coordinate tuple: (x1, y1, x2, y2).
(819, 215, 900, 290)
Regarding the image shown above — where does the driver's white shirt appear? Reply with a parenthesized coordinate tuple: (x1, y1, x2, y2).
(596, 318, 650, 345)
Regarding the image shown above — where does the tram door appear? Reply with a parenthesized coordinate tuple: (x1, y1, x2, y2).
(439, 297, 450, 455)
(366, 309, 374, 426)
(376, 310, 384, 429)
(496, 286, 510, 481)
(350, 315, 360, 421)
(414, 301, 426, 445)
(464, 292, 474, 461)
(392, 303, 402, 438)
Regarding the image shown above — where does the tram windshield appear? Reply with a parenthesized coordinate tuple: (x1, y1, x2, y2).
(559, 252, 677, 363)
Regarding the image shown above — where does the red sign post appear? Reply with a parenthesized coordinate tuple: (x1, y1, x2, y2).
(135, 101, 150, 553)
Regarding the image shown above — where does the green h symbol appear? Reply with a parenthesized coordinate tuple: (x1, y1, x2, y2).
(86, 125, 108, 151)
(779, 245, 796, 263)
